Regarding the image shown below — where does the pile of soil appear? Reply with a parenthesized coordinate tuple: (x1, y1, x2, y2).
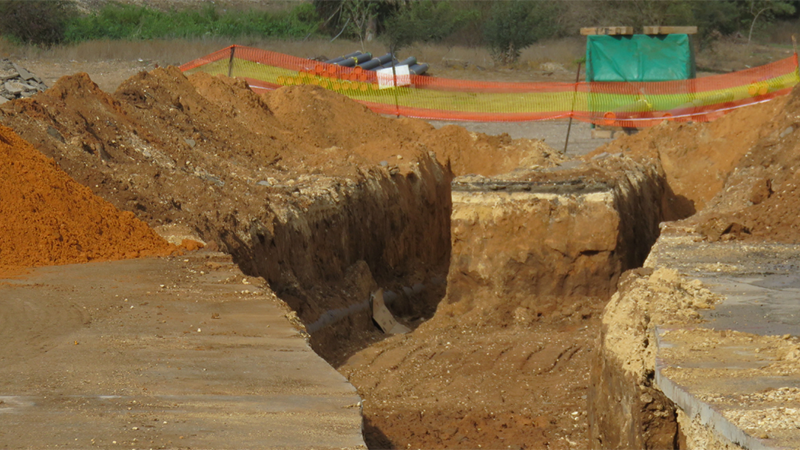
(593, 85, 800, 243)
(591, 94, 788, 221)
(0, 69, 559, 227)
(0, 125, 174, 275)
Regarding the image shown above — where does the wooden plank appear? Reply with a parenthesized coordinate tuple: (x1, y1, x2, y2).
(580, 26, 634, 36)
(643, 26, 698, 35)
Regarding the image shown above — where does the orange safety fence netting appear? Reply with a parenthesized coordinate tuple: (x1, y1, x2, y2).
(180, 45, 800, 127)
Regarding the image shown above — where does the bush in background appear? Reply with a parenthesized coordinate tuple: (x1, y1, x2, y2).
(0, 0, 78, 46)
(483, 0, 561, 64)
(64, 2, 321, 42)
(382, 1, 477, 53)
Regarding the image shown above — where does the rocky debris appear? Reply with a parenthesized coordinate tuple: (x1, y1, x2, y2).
(0, 60, 48, 103)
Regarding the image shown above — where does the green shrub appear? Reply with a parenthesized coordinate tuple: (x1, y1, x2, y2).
(382, 0, 477, 52)
(0, 0, 78, 45)
(483, 0, 561, 64)
(63, 2, 320, 43)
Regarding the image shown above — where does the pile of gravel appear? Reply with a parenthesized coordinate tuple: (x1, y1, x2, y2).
(1, 60, 47, 104)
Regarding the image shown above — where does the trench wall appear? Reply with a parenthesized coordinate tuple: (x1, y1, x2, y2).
(215, 154, 452, 350)
(440, 157, 665, 318)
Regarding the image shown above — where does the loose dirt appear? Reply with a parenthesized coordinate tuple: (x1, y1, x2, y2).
(593, 86, 800, 244)
(0, 124, 174, 276)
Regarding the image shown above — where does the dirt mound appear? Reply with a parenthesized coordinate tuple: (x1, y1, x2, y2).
(591, 96, 788, 220)
(590, 85, 800, 244)
(0, 125, 174, 275)
(685, 86, 800, 243)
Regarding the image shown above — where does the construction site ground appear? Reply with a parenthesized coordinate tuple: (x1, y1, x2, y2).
(1, 51, 799, 450)
(0, 252, 365, 449)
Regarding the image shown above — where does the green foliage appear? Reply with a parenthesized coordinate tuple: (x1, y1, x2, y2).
(742, 0, 796, 41)
(62, 2, 320, 42)
(382, 0, 477, 52)
(483, 0, 561, 64)
(0, 0, 78, 46)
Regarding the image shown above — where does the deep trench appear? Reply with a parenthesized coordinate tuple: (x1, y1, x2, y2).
(228, 154, 667, 449)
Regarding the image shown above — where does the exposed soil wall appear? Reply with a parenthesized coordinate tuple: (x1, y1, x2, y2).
(589, 268, 722, 449)
(441, 154, 664, 319)
(336, 154, 667, 449)
(589, 85, 800, 449)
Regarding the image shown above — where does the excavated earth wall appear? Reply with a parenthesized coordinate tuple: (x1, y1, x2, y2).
(442, 155, 664, 315)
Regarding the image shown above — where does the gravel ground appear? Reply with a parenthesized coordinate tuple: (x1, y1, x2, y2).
(429, 119, 611, 157)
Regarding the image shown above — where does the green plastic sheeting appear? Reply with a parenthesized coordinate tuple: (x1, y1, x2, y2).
(586, 34, 695, 82)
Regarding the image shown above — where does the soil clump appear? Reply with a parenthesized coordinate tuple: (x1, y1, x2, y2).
(0, 125, 174, 275)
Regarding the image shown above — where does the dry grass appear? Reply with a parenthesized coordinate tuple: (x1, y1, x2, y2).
(696, 38, 796, 73)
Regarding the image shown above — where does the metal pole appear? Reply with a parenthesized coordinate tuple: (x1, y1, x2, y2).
(391, 48, 400, 118)
(563, 62, 582, 154)
(227, 46, 236, 78)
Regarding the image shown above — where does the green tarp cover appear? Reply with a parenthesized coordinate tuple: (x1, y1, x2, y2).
(586, 34, 695, 82)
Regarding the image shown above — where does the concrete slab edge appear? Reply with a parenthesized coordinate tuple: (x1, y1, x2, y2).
(654, 327, 781, 450)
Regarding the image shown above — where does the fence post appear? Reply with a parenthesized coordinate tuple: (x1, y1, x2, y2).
(228, 46, 236, 78)
(564, 62, 583, 154)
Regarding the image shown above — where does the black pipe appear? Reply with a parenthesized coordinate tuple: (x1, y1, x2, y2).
(339, 52, 372, 67)
(358, 53, 394, 70)
(409, 63, 429, 75)
(324, 51, 362, 64)
(374, 53, 394, 64)
(359, 58, 384, 70)
(379, 59, 401, 69)
(397, 56, 417, 67)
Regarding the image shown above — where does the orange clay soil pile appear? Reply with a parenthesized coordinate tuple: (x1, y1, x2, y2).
(592, 85, 800, 243)
(0, 125, 174, 275)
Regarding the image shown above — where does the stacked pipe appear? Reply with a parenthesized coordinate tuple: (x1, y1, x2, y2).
(325, 51, 429, 75)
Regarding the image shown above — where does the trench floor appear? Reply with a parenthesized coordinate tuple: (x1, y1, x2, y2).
(333, 293, 607, 450)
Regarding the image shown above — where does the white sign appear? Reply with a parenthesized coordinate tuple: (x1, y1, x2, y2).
(377, 65, 410, 89)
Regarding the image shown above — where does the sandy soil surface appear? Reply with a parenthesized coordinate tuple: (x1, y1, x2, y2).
(0, 251, 365, 450)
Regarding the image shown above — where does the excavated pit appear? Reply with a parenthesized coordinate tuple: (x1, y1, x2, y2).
(0, 66, 685, 449)
(334, 156, 666, 449)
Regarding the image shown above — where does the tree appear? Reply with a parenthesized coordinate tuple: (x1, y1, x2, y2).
(483, 0, 561, 65)
(743, 0, 795, 42)
(381, 0, 476, 54)
(0, 0, 78, 45)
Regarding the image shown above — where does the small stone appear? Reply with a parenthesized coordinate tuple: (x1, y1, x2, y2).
(4, 81, 24, 95)
(256, 180, 271, 187)
(781, 126, 794, 138)
(0, 96, 9, 105)
(11, 62, 34, 81)
(379, 161, 388, 167)
(184, 138, 196, 148)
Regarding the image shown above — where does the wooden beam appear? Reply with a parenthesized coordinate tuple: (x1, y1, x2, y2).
(643, 26, 698, 35)
(580, 26, 634, 36)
